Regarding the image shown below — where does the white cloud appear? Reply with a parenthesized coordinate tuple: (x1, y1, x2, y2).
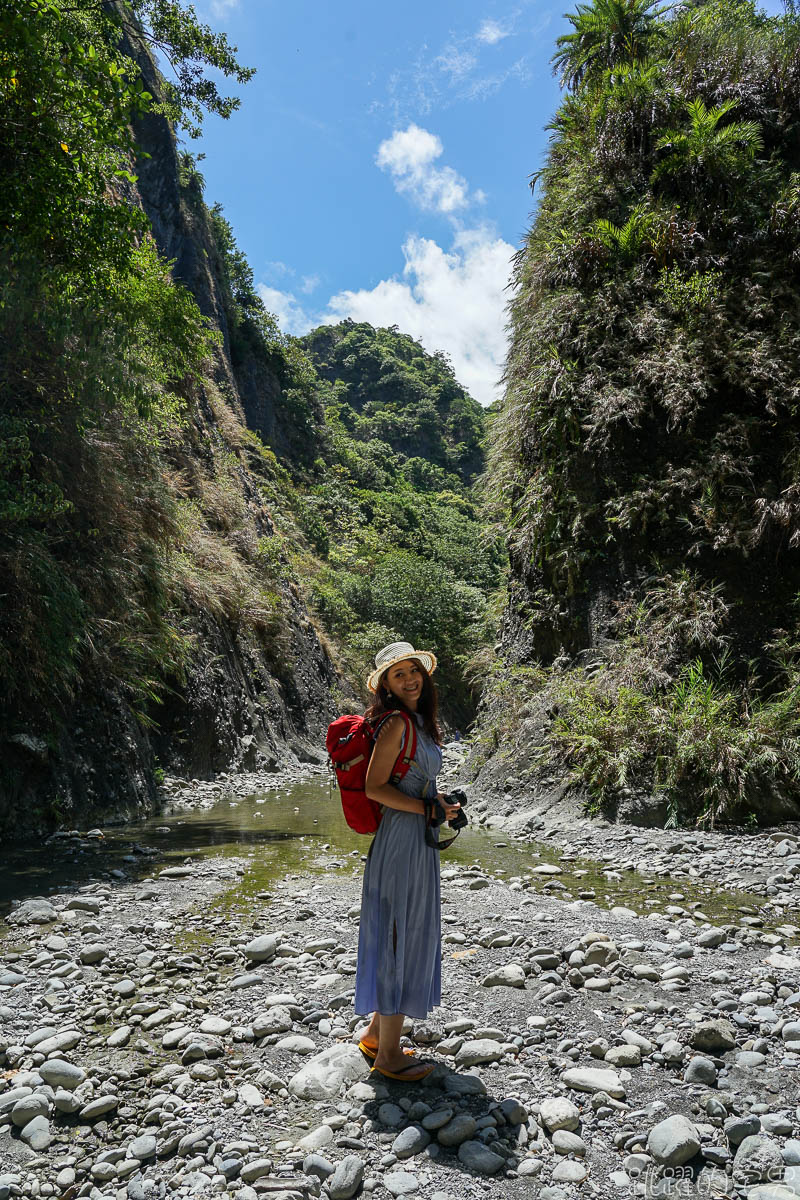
(255, 131, 512, 406)
(323, 227, 513, 406)
(209, 0, 238, 17)
(477, 19, 509, 44)
(263, 260, 293, 279)
(257, 230, 512, 405)
(376, 124, 474, 214)
(384, 6, 550, 119)
(436, 46, 478, 81)
(256, 284, 311, 337)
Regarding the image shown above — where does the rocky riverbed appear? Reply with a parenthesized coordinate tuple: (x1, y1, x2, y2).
(2, 771, 800, 1200)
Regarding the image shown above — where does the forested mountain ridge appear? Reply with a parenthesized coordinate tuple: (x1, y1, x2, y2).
(302, 322, 485, 485)
(470, 0, 800, 826)
(0, 0, 495, 835)
(298, 323, 503, 725)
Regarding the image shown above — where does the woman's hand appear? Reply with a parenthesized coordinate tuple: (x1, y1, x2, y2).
(436, 792, 462, 822)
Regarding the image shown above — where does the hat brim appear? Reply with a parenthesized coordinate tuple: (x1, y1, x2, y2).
(367, 651, 437, 693)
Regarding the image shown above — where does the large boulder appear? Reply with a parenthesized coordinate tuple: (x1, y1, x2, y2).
(733, 1136, 784, 1184)
(6, 898, 58, 926)
(561, 1067, 625, 1098)
(648, 1115, 701, 1168)
(288, 1045, 366, 1101)
(244, 934, 278, 963)
(690, 1019, 736, 1053)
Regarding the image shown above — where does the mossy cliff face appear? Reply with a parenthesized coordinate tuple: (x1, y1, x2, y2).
(471, 0, 800, 827)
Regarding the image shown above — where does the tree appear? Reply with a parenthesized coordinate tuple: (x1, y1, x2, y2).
(651, 97, 763, 191)
(552, 0, 667, 92)
(591, 201, 656, 260)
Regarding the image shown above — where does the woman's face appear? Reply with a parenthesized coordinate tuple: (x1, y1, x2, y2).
(384, 659, 424, 709)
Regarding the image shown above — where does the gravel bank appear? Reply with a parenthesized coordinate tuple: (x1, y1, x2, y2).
(1, 776, 800, 1200)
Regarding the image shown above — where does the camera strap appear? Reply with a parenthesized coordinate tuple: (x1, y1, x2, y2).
(423, 798, 460, 851)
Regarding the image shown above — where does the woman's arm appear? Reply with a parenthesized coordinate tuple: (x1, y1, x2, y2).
(365, 716, 426, 815)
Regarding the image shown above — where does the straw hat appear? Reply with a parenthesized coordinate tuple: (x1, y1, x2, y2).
(367, 641, 437, 693)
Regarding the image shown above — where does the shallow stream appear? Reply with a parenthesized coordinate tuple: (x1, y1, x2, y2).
(2, 775, 797, 945)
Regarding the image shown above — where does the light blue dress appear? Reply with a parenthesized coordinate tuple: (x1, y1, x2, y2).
(354, 714, 444, 1019)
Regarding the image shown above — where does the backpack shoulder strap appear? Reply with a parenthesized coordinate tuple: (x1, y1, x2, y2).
(390, 712, 417, 784)
(370, 711, 418, 784)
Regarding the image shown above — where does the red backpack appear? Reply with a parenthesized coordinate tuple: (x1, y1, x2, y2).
(326, 711, 417, 833)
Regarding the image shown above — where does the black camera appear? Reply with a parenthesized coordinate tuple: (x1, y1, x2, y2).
(439, 787, 468, 830)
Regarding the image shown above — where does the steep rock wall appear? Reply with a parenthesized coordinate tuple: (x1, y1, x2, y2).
(0, 25, 343, 839)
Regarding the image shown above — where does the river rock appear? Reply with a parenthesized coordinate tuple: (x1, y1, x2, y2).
(179, 1032, 223, 1061)
(7, 898, 58, 925)
(457, 1140, 505, 1175)
(499, 1098, 528, 1124)
(53, 1088, 79, 1114)
(244, 934, 278, 962)
(384, 1171, 419, 1196)
(455, 1038, 504, 1066)
(605, 1044, 641, 1067)
(696, 928, 728, 947)
(65, 896, 101, 913)
(561, 1067, 625, 1098)
(230, 972, 263, 989)
(392, 1126, 430, 1159)
(0, 1087, 33, 1115)
(79, 943, 108, 964)
(107, 1025, 131, 1048)
(38, 1060, 86, 1090)
(276, 1034, 316, 1054)
(734, 1136, 784, 1183)
(481, 964, 526, 988)
(540, 1097, 580, 1132)
(20, 1115, 51, 1151)
(421, 1108, 454, 1130)
(685, 1056, 718, 1085)
(552, 1130, 586, 1156)
(200, 1015, 232, 1035)
(128, 1134, 157, 1160)
(288, 1045, 366, 1100)
(80, 1095, 119, 1120)
(239, 1159, 274, 1184)
(378, 1102, 406, 1127)
(297, 1125, 334, 1151)
(437, 1113, 478, 1146)
(253, 1006, 293, 1037)
(327, 1155, 365, 1200)
(691, 1019, 736, 1053)
(647, 1115, 701, 1167)
(303, 1154, 335, 1180)
(34, 1030, 81, 1055)
(238, 1083, 264, 1108)
(552, 1160, 588, 1183)
(11, 1094, 49, 1127)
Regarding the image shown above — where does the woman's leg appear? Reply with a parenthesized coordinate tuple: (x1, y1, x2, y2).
(373, 1013, 431, 1077)
(358, 1012, 381, 1047)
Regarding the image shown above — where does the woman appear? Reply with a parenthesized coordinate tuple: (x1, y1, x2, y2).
(353, 640, 461, 1081)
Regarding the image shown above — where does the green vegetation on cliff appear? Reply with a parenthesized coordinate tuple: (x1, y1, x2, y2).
(0, 0, 498, 828)
(0, 0, 248, 724)
(482, 0, 800, 824)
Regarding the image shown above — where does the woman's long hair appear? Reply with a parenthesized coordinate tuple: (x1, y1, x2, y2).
(365, 662, 442, 745)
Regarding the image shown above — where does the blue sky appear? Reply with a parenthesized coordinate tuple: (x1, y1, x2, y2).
(192, 0, 785, 404)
